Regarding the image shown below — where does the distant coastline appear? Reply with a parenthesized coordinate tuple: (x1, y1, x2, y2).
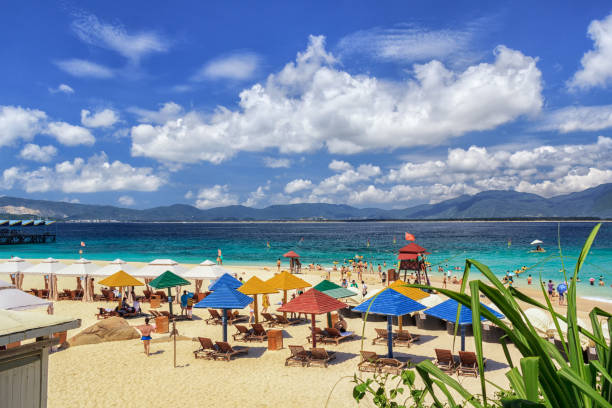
(60, 218, 612, 223)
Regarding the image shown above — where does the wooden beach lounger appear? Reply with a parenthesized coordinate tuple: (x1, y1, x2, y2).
(261, 312, 279, 327)
(194, 337, 218, 360)
(457, 351, 485, 377)
(232, 325, 251, 342)
(372, 328, 397, 345)
(214, 341, 249, 361)
(307, 327, 326, 344)
(226, 310, 248, 324)
(205, 309, 223, 325)
(394, 330, 420, 347)
(321, 327, 355, 345)
(273, 314, 302, 327)
(285, 345, 311, 367)
(309, 348, 336, 367)
(434, 349, 456, 373)
(357, 351, 407, 375)
(249, 323, 268, 342)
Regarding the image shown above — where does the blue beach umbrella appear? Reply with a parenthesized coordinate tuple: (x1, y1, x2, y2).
(193, 283, 252, 341)
(424, 299, 504, 351)
(354, 289, 426, 358)
(209, 273, 242, 291)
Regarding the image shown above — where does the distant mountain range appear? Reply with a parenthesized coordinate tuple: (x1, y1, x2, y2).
(1, 183, 612, 221)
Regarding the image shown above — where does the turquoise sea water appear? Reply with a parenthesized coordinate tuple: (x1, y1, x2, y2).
(2, 221, 611, 300)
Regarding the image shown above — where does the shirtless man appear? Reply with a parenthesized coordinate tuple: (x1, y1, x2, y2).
(137, 318, 154, 356)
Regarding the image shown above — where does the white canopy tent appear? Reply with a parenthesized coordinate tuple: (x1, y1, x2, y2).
(55, 259, 101, 302)
(22, 258, 66, 301)
(91, 258, 136, 277)
(0, 279, 51, 311)
(182, 260, 227, 294)
(134, 259, 187, 278)
(0, 257, 33, 289)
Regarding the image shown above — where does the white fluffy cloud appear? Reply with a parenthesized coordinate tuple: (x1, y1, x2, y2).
(194, 185, 238, 209)
(128, 102, 183, 124)
(193, 53, 259, 81)
(242, 182, 271, 207)
(55, 59, 114, 78)
(19, 144, 57, 163)
(130, 36, 543, 164)
(81, 109, 119, 128)
(263, 157, 290, 168)
(44, 122, 95, 146)
(71, 13, 168, 64)
(329, 160, 353, 172)
(118, 195, 135, 206)
(49, 84, 75, 94)
(569, 13, 612, 90)
(0, 106, 46, 147)
(541, 105, 612, 133)
(285, 179, 313, 194)
(1, 152, 164, 193)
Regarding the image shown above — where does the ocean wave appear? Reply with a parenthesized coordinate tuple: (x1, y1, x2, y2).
(581, 296, 612, 304)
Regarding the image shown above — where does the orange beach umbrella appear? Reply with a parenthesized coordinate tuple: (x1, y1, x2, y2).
(265, 271, 311, 318)
(238, 276, 277, 324)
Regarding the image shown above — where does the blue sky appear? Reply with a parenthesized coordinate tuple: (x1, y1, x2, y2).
(2, 1, 612, 209)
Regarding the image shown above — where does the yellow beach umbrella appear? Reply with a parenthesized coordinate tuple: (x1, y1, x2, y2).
(265, 271, 311, 318)
(238, 276, 278, 324)
(388, 280, 429, 331)
(99, 270, 144, 308)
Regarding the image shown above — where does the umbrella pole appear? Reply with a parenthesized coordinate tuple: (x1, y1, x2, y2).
(387, 315, 393, 358)
(398, 314, 403, 332)
(461, 324, 466, 351)
(327, 312, 332, 328)
(311, 313, 316, 348)
(222, 308, 228, 342)
(283, 290, 287, 318)
(254, 295, 259, 324)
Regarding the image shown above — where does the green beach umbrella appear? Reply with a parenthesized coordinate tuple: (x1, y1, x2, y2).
(313, 280, 357, 326)
(149, 270, 190, 367)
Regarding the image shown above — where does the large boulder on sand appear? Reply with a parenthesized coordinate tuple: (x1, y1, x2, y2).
(68, 316, 140, 346)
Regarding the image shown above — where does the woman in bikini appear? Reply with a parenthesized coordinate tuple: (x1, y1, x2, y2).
(137, 318, 154, 356)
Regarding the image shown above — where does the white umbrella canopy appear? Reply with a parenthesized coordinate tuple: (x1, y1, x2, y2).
(0, 285, 51, 311)
(54, 258, 101, 277)
(524, 308, 589, 347)
(182, 260, 226, 280)
(0, 279, 13, 289)
(0, 257, 33, 273)
(133, 258, 187, 278)
(22, 258, 65, 275)
(93, 258, 137, 277)
(530, 240, 543, 245)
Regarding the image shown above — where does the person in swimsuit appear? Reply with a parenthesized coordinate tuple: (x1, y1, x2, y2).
(137, 318, 154, 356)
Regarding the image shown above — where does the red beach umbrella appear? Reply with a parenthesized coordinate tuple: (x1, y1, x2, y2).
(283, 251, 300, 258)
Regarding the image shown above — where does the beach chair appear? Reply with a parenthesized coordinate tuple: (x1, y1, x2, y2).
(285, 345, 311, 367)
(232, 325, 251, 342)
(60, 289, 72, 300)
(394, 329, 420, 347)
(308, 348, 336, 367)
(261, 312, 279, 327)
(225, 310, 248, 324)
(377, 357, 407, 375)
(457, 351, 485, 377)
(358, 351, 380, 373)
(205, 309, 222, 325)
(321, 327, 355, 345)
(307, 327, 326, 344)
(214, 341, 249, 361)
(149, 310, 161, 318)
(194, 337, 218, 360)
(372, 328, 396, 345)
(142, 290, 152, 302)
(273, 314, 301, 327)
(249, 323, 268, 342)
(434, 349, 456, 373)
(96, 308, 112, 319)
(101, 289, 114, 301)
(39, 289, 49, 299)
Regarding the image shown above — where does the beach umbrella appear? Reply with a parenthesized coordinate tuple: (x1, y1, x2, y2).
(149, 271, 190, 368)
(523, 308, 589, 347)
(55, 258, 101, 302)
(183, 260, 228, 294)
(530, 240, 543, 245)
(209, 273, 242, 291)
(194, 283, 253, 342)
(23, 258, 66, 302)
(94, 259, 137, 277)
(354, 289, 426, 357)
(387, 280, 430, 331)
(238, 276, 277, 324)
(134, 259, 187, 279)
(99, 271, 144, 309)
(283, 251, 300, 273)
(0, 257, 33, 289)
(0, 280, 51, 311)
(424, 299, 504, 351)
(419, 294, 444, 308)
(278, 288, 347, 348)
(265, 271, 311, 318)
(313, 280, 357, 326)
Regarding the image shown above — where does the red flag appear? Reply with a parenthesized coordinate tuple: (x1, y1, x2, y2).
(405, 233, 415, 241)
(80, 241, 86, 247)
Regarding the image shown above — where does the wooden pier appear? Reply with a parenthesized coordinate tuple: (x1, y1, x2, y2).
(0, 232, 56, 245)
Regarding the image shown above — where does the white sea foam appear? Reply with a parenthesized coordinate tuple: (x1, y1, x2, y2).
(581, 296, 612, 304)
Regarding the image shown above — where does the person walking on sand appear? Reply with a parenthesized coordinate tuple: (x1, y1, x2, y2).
(442, 275, 447, 289)
(527, 274, 532, 285)
(277, 258, 281, 272)
(137, 318, 154, 357)
(262, 293, 270, 313)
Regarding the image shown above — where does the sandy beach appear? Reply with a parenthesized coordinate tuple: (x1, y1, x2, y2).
(3, 259, 611, 408)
